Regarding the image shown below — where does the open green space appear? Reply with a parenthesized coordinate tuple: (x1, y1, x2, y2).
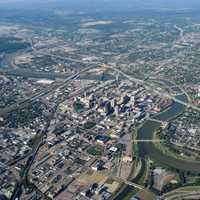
(87, 146, 102, 156)
(83, 121, 96, 129)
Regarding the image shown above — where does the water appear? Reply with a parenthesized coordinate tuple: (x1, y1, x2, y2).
(115, 94, 200, 200)
(138, 94, 200, 172)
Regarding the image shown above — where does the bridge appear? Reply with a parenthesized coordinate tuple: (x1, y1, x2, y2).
(105, 65, 200, 113)
(146, 117, 167, 124)
(112, 176, 144, 190)
(132, 139, 164, 143)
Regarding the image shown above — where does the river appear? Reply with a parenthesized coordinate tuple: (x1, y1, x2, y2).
(138, 94, 200, 172)
(115, 93, 200, 200)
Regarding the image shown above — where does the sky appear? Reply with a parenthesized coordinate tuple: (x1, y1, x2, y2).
(1, 0, 200, 12)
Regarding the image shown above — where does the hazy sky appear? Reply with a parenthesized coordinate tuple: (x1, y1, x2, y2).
(1, 0, 200, 12)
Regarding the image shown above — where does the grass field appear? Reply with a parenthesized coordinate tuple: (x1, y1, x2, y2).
(77, 170, 108, 185)
(87, 145, 102, 156)
(136, 189, 157, 200)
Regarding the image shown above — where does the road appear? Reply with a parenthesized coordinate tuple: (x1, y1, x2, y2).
(0, 68, 71, 79)
(2, 47, 200, 199)
(0, 65, 95, 117)
(113, 176, 144, 190)
(3, 42, 200, 113)
(8, 66, 98, 200)
(161, 186, 200, 200)
(146, 117, 167, 124)
(106, 65, 200, 112)
(10, 119, 51, 200)
(132, 139, 164, 143)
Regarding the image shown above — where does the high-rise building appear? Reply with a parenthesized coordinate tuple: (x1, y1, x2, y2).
(111, 98, 117, 107)
(121, 94, 130, 104)
(104, 101, 113, 115)
(114, 105, 120, 116)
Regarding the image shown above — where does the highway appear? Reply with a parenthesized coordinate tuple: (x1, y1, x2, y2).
(0, 68, 70, 79)
(2, 49, 200, 199)
(10, 111, 54, 200)
(161, 188, 200, 200)
(105, 65, 200, 112)
(9, 70, 106, 200)
(4, 43, 200, 114)
(8, 36, 200, 112)
(0, 65, 96, 117)
(7, 66, 97, 200)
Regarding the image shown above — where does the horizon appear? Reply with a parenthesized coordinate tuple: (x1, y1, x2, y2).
(1, 0, 200, 12)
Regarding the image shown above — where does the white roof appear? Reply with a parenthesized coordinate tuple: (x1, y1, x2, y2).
(109, 146, 118, 152)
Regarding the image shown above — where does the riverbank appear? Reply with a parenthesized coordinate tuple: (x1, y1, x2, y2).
(138, 94, 200, 172)
(115, 93, 200, 200)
